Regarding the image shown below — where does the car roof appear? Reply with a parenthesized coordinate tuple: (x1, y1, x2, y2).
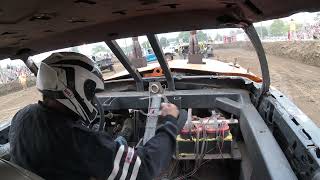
(1, 0, 319, 60)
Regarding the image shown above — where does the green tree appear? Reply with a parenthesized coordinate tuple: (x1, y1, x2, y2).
(159, 37, 169, 47)
(70, 46, 80, 53)
(270, 19, 287, 36)
(120, 45, 133, 55)
(141, 41, 151, 49)
(92, 45, 108, 55)
(177, 31, 190, 43)
(197, 30, 209, 42)
(167, 38, 177, 44)
(254, 26, 268, 38)
(214, 34, 223, 41)
(177, 31, 209, 43)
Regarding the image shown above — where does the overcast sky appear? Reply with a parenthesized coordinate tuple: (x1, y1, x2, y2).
(1, 11, 319, 68)
(117, 11, 319, 45)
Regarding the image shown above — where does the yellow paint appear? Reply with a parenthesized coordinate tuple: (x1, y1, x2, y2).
(176, 133, 233, 142)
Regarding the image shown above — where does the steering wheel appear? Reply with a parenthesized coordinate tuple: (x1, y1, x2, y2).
(89, 96, 105, 131)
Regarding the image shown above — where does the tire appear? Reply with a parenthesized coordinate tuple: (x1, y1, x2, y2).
(165, 53, 173, 61)
(110, 65, 115, 72)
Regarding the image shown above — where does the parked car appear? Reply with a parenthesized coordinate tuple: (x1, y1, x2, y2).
(163, 46, 176, 60)
(92, 55, 114, 71)
(144, 48, 157, 62)
(144, 47, 175, 62)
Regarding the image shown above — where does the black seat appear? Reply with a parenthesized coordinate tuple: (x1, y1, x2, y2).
(0, 158, 44, 180)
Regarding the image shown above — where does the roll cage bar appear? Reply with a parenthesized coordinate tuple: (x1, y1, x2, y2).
(244, 25, 270, 103)
(105, 40, 144, 91)
(19, 24, 269, 104)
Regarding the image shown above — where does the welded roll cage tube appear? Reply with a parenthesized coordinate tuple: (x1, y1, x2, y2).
(102, 24, 270, 102)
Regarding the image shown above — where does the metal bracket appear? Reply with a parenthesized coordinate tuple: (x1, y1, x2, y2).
(243, 24, 270, 105)
(105, 40, 144, 91)
(147, 34, 175, 91)
(20, 56, 38, 76)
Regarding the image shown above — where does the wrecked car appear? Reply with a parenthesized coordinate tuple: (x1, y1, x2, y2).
(0, 0, 320, 180)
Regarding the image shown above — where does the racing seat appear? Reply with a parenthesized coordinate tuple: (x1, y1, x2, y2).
(0, 158, 43, 180)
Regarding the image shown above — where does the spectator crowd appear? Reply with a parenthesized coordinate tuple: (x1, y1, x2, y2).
(0, 65, 32, 84)
(296, 23, 320, 40)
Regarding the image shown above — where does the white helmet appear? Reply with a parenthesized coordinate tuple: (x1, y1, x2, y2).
(36, 52, 104, 122)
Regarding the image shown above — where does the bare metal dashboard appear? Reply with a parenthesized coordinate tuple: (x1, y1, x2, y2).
(96, 88, 251, 111)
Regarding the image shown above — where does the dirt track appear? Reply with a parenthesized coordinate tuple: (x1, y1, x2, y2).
(0, 87, 41, 123)
(0, 68, 117, 124)
(214, 48, 320, 126)
(0, 49, 319, 127)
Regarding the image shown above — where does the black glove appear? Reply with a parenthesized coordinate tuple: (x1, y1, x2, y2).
(176, 109, 188, 131)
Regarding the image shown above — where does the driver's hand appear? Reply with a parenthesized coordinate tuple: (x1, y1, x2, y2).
(160, 103, 179, 119)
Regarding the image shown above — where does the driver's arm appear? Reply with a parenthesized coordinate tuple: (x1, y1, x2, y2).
(107, 115, 177, 180)
(72, 103, 179, 180)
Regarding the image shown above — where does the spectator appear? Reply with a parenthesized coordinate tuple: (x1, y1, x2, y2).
(19, 72, 27, 90)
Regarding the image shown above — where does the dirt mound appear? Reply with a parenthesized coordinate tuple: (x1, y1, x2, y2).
(214, 49, 320, 126)
(213, 41, 320, 67)
(262, 41, 320, 67)
(0, 77, 36, 97)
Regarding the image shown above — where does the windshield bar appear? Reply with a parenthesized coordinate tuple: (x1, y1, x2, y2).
(105, 40, 144, 91)
(147, 34, 175, 91)
(244, 24, 270, 104)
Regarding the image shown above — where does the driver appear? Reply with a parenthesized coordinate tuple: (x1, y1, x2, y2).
(9, 52, 181, 180)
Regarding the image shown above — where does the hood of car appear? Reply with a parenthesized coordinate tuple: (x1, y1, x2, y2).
(105, 59, 262, 82)
(0, 0, 319, 60)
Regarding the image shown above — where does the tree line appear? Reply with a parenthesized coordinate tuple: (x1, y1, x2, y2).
(76, 16, 318, 56)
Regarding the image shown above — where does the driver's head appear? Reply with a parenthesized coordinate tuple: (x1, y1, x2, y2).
(36, 52, 104, 122)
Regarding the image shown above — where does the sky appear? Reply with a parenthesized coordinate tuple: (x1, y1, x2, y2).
(116, 11, 319, 46)
(1, 11, 319, 68)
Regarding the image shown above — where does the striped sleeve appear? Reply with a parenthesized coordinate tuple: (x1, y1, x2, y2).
(107, 116, 178, 180)
(107, 144, 141, 180)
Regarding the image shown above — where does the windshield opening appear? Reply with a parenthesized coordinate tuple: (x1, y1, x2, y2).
(28, 42, 128, 80)
(111, 30, 263, 81)
(156, 29, 263, 79)
(27, 29, 264, 81)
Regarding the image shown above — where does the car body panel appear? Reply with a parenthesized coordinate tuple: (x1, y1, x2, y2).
(95, 57, 114, 71)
